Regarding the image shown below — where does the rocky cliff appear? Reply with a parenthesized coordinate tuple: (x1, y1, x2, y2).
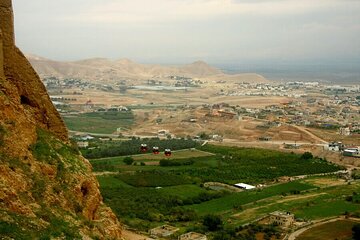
(0, 0, 122, 238)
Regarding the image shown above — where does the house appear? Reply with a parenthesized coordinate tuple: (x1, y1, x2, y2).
(325, 142, 344, 152)
(77, 141, 89, 148)
(149, 225, 179, 238)
(211, 134, 223, 142)
(99, 138, 111, 142)
(234, 183, 256, 190)
(179, 232, 207, 240)
(158, 130, 170, 138)
(343, 148, 360, 158)
(269, 211, 295, 228)
(339, 127, 351, 136)
(217, 110, 237, 119)
(79, 135, 95, 141)
(284, 143, 300, 149)
(258, 136, 272, 141)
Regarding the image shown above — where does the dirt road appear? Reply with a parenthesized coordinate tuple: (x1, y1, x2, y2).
(286, 217, 342, 240)
(122, 229, 153, 240)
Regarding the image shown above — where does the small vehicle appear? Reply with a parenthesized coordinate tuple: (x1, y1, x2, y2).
(152, 146, 160, 155)
(164, 149, 172, 157)
(140, 144, 148, 152)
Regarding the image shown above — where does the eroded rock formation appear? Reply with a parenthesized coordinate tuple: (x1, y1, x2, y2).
(0, 1, 122, 238)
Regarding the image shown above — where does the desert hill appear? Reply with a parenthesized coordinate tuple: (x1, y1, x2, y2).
(0, 1, 122, 238)
(26, 54, 269, 83)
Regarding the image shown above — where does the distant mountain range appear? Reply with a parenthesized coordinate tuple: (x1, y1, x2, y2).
(26, 54, 269, 84)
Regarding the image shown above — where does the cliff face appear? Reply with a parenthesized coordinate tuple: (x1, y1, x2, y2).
(0, 1, 122, 239)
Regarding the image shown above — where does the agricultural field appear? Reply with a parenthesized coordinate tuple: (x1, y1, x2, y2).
(89, 144, 360, 239)
(82, 138, 199, 159)
(63, 111, 134, 134)
(296, 219, 360, 240)
(131, 149, 214, 161)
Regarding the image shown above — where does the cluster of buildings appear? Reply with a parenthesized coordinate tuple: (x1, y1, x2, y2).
(215, 84, 359, 131)
(167, 75, 204, 87)
(43, 77, 93, 90)
(148, 211, 296, 239)
(216, 82, 313, 98)
(325, 142, 360, 158)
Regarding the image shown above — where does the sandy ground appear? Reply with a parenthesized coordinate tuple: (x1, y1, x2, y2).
(57, 87, 291, 108)
(122, 229, 153, 240)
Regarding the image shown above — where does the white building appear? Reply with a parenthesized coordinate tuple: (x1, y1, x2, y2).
(77, 141, 89, 148)
(343, 148, 360, 158)
(339, 127, 351, 136)
(234, 183, 256, 190)
(179, 232, 207, 240)
(149, 225, 179, 238)
(325, 142, 343, 152)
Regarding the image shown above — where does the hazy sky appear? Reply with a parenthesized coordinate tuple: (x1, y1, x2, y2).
(13, 0, 360, 64)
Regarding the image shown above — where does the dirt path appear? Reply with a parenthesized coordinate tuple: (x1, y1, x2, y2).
(232, 193, 326, 219)
(292, 126, 327, 144)
(122, 229, 153, 240)
(286, 217, 343, 240)
(93, 171, 118, 176)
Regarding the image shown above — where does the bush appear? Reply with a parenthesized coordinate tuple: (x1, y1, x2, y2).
(123, 157, 134, 165)
(352, 224, 360, 240)
(203, 214, 223, 231)
(0, 125, 6, 146)
(160, 159, 194, 167)
(301, 152, 313, 160)
(116, 171, 192, 187)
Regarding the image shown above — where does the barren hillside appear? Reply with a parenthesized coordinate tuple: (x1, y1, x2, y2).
(26, 54, 269, 84)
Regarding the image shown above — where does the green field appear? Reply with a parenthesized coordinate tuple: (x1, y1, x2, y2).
(131, 149, 215, 161)
(297, 220, 360, 240)
(187, 181, 316, 215)
(227, 181, 360, 225)
(63, 111, 134, 134)
(90, 144, 359, 238)
(90, 152, 218, 172)
(91, 145, 341, 184)
(82, 138, 199, 159)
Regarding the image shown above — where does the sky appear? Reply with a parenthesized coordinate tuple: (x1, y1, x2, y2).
(13, 0, 360, 66)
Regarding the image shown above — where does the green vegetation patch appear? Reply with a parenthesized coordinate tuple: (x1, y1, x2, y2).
(98, 175, 225, 230)
(82, 138, 199, 159)
(297, 220, 359, 240)
(0, 209, 81, 240)
(93, 144, 347, 234)
(295, 199, 360, 220)
(63, 111, 134, 134)
(132, 149, 214, 161)
(30, 128, 85, 173)
(0, 124, 6, 146)
(156, 184, 209, 199)
(187, 181, 315, 215)
(115, 171, 194, 187)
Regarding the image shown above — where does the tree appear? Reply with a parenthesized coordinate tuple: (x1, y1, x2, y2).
(123, 157, 134, 165)
(353, 224, 360, 240)
(211, 231, 231, 240)
(301, 152, 313, 160)
(203, 214, 223, 231)
(199, 132, 210, 140)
